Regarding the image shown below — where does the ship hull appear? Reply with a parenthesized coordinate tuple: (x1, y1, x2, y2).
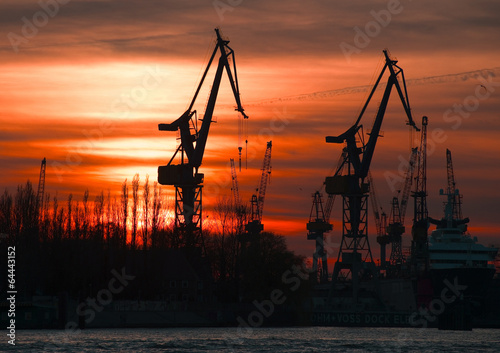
(429, 267, 495, 298)
(310, 311, 414, 327)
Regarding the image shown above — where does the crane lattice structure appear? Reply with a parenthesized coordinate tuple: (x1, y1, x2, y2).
(446, 148, 463, 221)
(307, 150, 347, 283)
(325, 50, 419, 302)
(36, 158, 46, 213)
(230, 158, 240, 207)
(230, 158, 247, 234)
(246, 141, 272, 235)
(386, 147, 417, 276)
(307, 192, 333, 284)
(429, 149, 470, 232)
(158, 28, 248, 250)
(369, 171, 388, 269)
(411, 116, 429, 274)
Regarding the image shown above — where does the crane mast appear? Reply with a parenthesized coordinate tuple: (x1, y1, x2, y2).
(158, 28, 248, 250)
(307, 149, 346, 283)
(446, 148, 462, 221)
(386, 147, 417, 276)
(307, 191, 332, 283)
(369, 171, 389, 269)
(246, 141, 272, 235)
(411, 116, 429, 273)
(325, 50, 419, 302)
(36, 157, 46, 214)
(230, 158, 241, 207)
(428, 149, 470, 231)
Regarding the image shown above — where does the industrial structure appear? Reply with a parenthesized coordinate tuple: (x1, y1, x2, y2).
(245, 141, 272, 235)
(157, 28, 248, 249)
(411, 116, 429, 274)
(307, 191, 333, 284)
(36, 157, 46, 213)
(307, 150, 347, 284)
(324, 50, 419, 302)
(230, 158, 241, 208)
(445, 148, 463, 221)
(385, 147, 418, 276)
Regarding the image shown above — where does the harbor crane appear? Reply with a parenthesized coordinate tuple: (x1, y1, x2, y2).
(246, 141, 272, 235)
(411, 116, 429, 273)
(429, 149, 469, 231)
(230, 158, 241, 207)
(307, 149, 347, 284)
(325, 50, 419, 302)
(36, 157, 46, 213)
(386, 147, 417, 276)
(369, 171, 388, 269)
(307, 191, 332, 283)
(446, 148, 463, 221)
(158, 28, 248, 249)
(230, 158, 247, 235)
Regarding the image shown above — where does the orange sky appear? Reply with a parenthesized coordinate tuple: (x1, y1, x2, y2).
(1, 0, 500, 259)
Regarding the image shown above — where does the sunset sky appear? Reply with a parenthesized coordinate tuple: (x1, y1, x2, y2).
(1, 0, 500, 259)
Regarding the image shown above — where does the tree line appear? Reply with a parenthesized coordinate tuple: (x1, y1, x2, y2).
(0, 176, 307, 304)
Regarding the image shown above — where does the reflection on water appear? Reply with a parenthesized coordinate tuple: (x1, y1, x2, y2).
(7, 326, 500, 352)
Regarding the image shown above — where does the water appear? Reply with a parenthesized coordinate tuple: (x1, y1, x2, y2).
(4, 327, 500, 352)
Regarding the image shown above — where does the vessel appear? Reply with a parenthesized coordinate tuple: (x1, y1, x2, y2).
(428, 189, 498, 299)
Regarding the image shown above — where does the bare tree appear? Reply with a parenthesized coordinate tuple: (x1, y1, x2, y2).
(13, 181, 37, 240)
(94, 191, 104, 242)
(82, 189, 89, 239)
(0, 189, 13, 237)
(151, 181, 161, 249)
(67, 193, 73, 238)
(131, 174, 139, 249)
(51, 193, 59, 240)
(213, 196, 235, 281)
(142, 175, 150, 250)
(105, 190, 111, 244)
(120, 179, 129, 248)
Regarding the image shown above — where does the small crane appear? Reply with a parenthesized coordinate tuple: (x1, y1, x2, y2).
(246, 141, 272, 235)
(386, 147, 417, 276)
(370, 171, 388, 269)
(307, 149, 347, 284)
(230, 158, 241, 207)
(411, 116, 429, 273)
(36, 158, 46, 214)
(446, 148, 463, 221)
(429, 149, 470, 231)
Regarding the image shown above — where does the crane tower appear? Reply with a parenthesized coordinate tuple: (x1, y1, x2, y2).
(36, 158, 46, 213)
(325, 50, 419, 302)
(446, 148, 463, 221)
(386, 147, 417, 276)
(411, 116, 429, 273)
(158, 28, 248, 250)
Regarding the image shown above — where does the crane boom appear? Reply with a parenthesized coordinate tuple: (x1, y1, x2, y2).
(256, 141, 272, 221)
(326, 50, 419, 181)
(411, 115, 429, 274)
